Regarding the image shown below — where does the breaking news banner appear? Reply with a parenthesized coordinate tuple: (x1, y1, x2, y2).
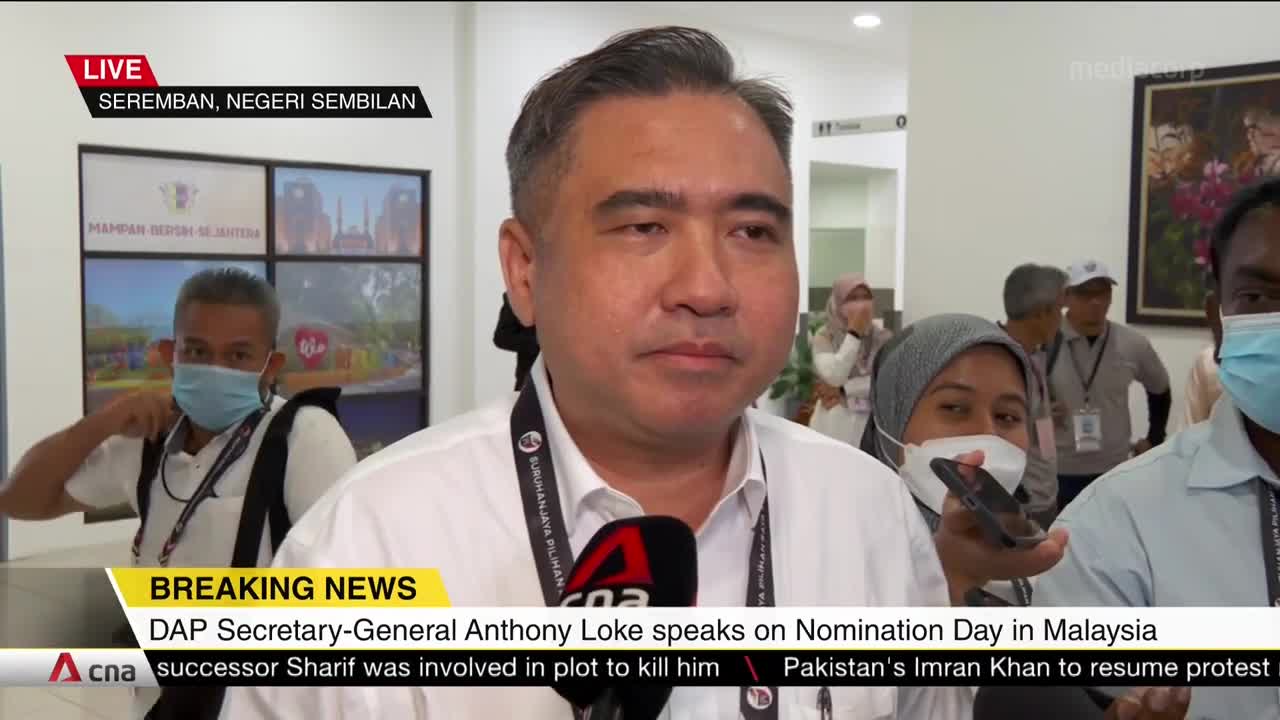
(7, 569, 1280, 690)
(65, 54, 431, 118)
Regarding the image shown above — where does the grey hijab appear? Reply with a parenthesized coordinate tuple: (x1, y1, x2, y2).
(858, 313, 1034, 470)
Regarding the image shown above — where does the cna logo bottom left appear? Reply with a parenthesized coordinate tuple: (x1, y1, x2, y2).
(49, 652, 136, 683)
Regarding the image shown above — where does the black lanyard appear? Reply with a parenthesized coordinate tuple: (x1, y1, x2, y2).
(510, 380, 778, 720)
(131, 409, 267, 567)
(1068, 327, 1111, 405)
(1256, 479, 1280, 606)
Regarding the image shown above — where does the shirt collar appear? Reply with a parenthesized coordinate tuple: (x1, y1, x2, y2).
(528, 356, 766, 535)
(1187, 396, 1280, 489)
(163, 397, 279, 456)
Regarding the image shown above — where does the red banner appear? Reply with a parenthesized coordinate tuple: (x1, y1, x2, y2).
(65, 55, 158, 87)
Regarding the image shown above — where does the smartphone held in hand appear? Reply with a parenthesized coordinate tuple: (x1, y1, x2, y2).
(930, 457, 1048, 550)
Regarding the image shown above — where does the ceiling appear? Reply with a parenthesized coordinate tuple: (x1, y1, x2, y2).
(659, 1, 912, 66)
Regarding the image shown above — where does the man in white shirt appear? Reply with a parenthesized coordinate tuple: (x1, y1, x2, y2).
(0, 268, 356, 718)
(223, 27, 1065, 719)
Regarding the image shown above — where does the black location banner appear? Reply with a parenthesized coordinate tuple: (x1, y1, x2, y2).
(77, 86, 432, 118)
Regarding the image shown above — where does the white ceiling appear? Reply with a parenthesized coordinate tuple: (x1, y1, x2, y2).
(659, 1, 912, 66)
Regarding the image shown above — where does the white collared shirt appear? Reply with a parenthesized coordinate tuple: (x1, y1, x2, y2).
(65, 395, 357, 719)
(222, 358, 968, 720)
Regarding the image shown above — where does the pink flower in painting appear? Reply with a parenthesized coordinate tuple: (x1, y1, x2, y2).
(1172, 183, 1201, 221)
(1203, 160, 1229, 182)
(1193, 234, 1211, 267)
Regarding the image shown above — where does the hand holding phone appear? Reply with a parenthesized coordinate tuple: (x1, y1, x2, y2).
(930, 453, 1070, 601)
(930, 456, 1046, 549)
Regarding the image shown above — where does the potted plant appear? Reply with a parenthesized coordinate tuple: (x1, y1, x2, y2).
(768, 313, 826, 424)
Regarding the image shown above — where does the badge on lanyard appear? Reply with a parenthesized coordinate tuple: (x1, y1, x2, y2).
(1073, 407, 1103, 453)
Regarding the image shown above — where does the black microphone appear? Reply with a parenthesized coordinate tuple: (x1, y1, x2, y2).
(974, 685, 1111, 719)
(552, 516, 698, 720)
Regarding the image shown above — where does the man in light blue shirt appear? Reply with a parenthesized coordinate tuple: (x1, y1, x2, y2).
(1036, 177, 1280, 720)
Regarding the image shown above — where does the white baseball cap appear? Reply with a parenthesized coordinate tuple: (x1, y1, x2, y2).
(1066, 259, 1118, 288)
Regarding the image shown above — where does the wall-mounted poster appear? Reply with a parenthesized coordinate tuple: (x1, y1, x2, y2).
(273, 262, 423, 397)
(83, 258, 267, 414)
(1128, 61, 1280, 326)
(81, 151, 267, 255)
(274, 166, 424, 257)
(338, 393, 425, 459)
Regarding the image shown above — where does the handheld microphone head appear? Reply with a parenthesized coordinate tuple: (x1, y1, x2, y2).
(551, 516, 697, 718)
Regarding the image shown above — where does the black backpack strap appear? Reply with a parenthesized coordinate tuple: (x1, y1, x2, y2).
(230, 387, 341, 568)
(136, 438, 165, 526)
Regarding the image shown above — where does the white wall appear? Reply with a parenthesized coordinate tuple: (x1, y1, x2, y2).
(0, 1, 463, 558)
(468, 2, 913, 407)
(904, 2, 1280, 434)
(811, 175, 868, 228)
(864, 170, 899, 291)
(811, 132, 908, 307)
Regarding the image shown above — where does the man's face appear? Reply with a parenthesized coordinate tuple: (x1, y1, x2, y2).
(502, 92, 797, 442)
(162, 302, 283, 392)
(1035, 292, 1066, 347)
(1065, 279, 1113, 335)
(1215, 208, 1280, 335)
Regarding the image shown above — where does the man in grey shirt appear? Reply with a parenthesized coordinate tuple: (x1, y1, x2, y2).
(1048, 259, 1171, 510)
(1000, 263, 1068, 528)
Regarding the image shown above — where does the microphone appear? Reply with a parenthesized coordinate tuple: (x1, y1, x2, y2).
(974, 685, 1110, 719)
(552, 516, 698, 720)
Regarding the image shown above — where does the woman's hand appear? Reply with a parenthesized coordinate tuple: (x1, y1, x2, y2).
(1104, 687, 1191, 719)
(814, 382, 843, 410)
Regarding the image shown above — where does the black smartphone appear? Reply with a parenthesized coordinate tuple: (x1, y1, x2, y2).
(929, 457, 1047, 549)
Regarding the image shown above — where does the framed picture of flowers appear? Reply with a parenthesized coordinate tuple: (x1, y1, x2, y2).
(1128, 60, 1280, 326)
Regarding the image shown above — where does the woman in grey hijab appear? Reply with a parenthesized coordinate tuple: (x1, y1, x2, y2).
(858, 313, 1042, 606)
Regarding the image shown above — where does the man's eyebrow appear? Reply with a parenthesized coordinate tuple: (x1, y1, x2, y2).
(1232, 264, 1280, 287)
(726, 193, 792, 224)
(593, 189, 687, 217)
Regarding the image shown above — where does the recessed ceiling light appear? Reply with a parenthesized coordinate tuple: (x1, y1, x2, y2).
(852, 14, 882, 29)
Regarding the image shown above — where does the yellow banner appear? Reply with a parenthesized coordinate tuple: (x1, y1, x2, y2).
(110, 568, 451, 608)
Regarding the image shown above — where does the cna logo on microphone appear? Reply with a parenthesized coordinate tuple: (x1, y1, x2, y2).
(559, 526, 653, 607)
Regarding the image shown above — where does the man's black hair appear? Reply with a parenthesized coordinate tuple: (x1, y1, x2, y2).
(1210, 177, 1280, 288)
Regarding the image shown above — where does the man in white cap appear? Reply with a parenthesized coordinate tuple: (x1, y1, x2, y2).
(1046, 259, 1171, 510)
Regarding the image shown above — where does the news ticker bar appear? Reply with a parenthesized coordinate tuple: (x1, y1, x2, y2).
(17, 650, 1280, 688)
(76, 86, 432, 118)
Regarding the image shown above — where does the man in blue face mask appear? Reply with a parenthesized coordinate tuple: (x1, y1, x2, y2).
(1033, 178, 1280, 720)
(0, 268, 357, 716)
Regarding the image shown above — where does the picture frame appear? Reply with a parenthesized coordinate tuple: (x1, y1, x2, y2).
(1127, 60, 1280, 326)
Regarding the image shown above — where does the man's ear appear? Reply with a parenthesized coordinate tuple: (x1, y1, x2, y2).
(1206, 290, 1223, 364)
(156, 339, 175, 369)
(499, 217, 538, 328)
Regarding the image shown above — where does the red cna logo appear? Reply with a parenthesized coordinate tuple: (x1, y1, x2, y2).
(49, 652, 82, 683)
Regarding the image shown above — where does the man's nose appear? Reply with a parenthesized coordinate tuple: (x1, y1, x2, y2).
(662, 229, 739, 317)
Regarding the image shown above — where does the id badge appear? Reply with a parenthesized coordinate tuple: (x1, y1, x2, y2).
(1035, 416, 1057, 460)
(1073, 408, 1103, 453)
(851, 396, 871, 414)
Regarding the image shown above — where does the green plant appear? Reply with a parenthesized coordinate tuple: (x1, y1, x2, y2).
(769, 313, 827, 405)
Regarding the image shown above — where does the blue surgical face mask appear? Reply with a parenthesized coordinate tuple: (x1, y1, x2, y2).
(1218, 309, 1280, 434)
(172, 359, 270, 432)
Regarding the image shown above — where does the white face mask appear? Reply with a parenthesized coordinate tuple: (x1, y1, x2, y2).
(877, 426, 1028, 516)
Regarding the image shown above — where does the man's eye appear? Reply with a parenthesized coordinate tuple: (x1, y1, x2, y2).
(733, 225, 777, 243)
(628, 223, 666, 235)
